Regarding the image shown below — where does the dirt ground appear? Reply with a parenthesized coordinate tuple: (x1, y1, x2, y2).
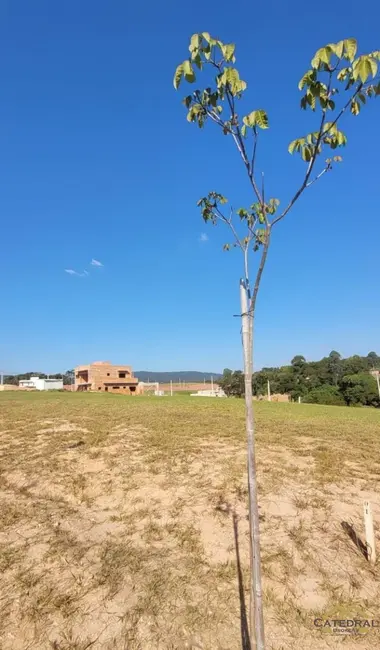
(0, 393, 379, 649)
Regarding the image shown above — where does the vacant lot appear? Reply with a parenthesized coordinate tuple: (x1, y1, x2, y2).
(0, 393, 379, 649)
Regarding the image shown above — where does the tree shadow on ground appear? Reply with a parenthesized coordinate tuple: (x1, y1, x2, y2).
(233, 511, 251, 650)
(215, 499, 251, 650)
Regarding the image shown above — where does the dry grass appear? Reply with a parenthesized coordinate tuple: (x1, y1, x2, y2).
(0, 392, 379, 649)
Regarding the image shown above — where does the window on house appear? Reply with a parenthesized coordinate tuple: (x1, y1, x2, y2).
(105, 387, 108, 392)
(130, 386, 136, 393)
(113, 386, 119, 389)
(107, 373, 110, 376)
(118, 372, 126, 378)
(98, 387, 102, 391)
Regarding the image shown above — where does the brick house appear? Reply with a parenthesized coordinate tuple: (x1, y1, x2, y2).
(74, 361, 140, 394)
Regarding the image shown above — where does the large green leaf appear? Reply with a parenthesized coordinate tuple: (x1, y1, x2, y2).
(301, 145, 313, 162)
(330, 40, 344, 58)
(243, 109, 269, 129)
(298, 69, 315, 90)
(288, 138, 305, 154)
(344, 38, 357, 62)
(189, 33, 200, 53)
(353, 56, 373, 83)
(173, 63, 184, 89)
(311, 46, 332, 69)
(223, 43, 236, 62)
(369, 57, 378, 77)
(183, 59, 196, 83)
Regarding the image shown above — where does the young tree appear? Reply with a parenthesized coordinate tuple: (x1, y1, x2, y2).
(174, 34, 379, 650)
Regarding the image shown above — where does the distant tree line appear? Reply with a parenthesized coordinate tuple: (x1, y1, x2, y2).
(218, 351, 380, 407)
(4, 370, 74, 386)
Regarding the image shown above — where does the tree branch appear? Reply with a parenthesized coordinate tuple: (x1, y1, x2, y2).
(271, 83, 363, 227)
(306, 164, 330, 187)
(249, 226, 271, 316)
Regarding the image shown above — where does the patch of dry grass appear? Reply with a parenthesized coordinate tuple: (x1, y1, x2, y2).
(0, 391, 379, 649)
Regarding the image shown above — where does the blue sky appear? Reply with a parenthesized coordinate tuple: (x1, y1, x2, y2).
(1, 0, 379, 374)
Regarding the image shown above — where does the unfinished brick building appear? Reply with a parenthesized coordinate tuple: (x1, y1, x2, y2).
(74, 361, 140, 394)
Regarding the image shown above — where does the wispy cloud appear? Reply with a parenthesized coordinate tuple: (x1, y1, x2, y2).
(91, 258, 103, 267)
(199, 233, 209, 243)
(65, 269, 88, 277)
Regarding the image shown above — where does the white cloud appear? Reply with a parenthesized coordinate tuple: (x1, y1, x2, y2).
(91, 259, 103, 267)
(199, 233, 209, 243)
(65, 269, 88, 277)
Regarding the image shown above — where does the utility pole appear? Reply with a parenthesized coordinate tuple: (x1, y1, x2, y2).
(170, 380, 173, 397)
(211, 375, 214, 393)
(267, 380, 271, 402)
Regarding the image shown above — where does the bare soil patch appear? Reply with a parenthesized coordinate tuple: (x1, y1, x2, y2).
(0, 393, 379, 649)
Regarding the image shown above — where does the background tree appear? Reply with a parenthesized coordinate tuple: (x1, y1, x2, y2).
(327, 350, 342, 386)
(175, 33, 379, 649)
(305, 384, 345, 406)
(367, 351, 380, 369)
(340, 372, 380, 406)
(63, 369, 75, 386)
(218, 368, 244, 397)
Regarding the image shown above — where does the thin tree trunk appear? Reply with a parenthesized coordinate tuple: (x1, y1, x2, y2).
(240, 279, 265, 650)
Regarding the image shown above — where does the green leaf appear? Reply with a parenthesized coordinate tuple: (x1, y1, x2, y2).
(223, 243, 231, 251)
(330, 40, 344, 58)
(344, 38, 357, 62)
(183, 59, 196, 83)
(288, 138, 305, 154)
(352, 56, 373, 83)
(193, 53, 202, 70)
(183, 95, 192, 108)
(298, 69, 315, 90)
(189, 33, 200, 53)
(301, 145, 313, 162)
(241, 124, 247, 138)
(369, 57, 378, 77)
(243, 109, 269, 129)
(203, 44, 211, 61)
(223, 43, 236, 62)
(202, 32, 211, 43)
(350, 99, 360, 115)
(307, 91, 316, 110)
(337, 67, 351, 81)
(311, 46, 332, 69)
(333, 156, 342, 162)
(173, 63, 184, 89)
(358, 92, 366, 104)
(219, 67, 247, 95)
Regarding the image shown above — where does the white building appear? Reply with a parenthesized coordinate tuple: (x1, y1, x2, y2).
(19, 376, 63, 391)
(190, 387, 226, 398)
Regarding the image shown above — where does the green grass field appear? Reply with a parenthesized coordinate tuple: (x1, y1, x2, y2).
(1, 392, 379, 649)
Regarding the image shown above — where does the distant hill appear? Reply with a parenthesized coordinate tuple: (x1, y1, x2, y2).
(135, 371, 221, 383)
